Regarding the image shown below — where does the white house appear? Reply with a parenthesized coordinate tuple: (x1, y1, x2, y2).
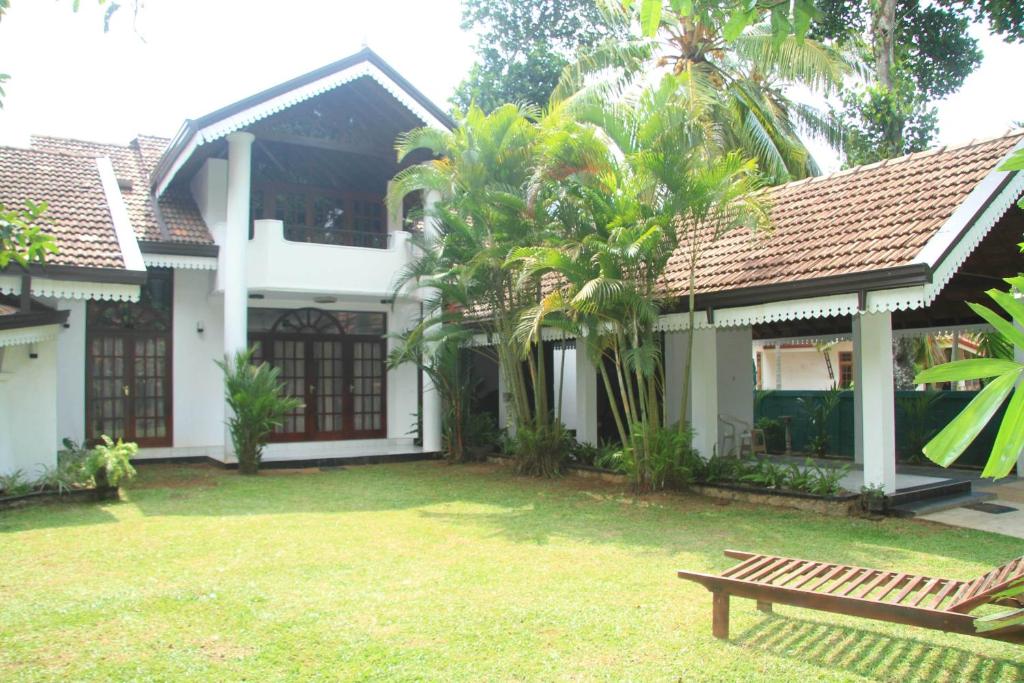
(0, 49, 452, 475)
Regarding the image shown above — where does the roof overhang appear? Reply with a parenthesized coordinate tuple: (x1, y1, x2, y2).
(139, 240, 219, 270)
(152, 48, 455, 197)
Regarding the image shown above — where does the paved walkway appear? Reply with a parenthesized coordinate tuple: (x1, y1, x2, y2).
(919, 477, 1024, 539)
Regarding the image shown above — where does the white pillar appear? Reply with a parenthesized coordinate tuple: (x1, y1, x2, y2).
(716, 326, 754, 454)
(663, 331, 685, 428)
(420, 190, 443, 453)
(574, 341, 598, 445)
(497, 355, 516, 437)
(690, 327, 719, 459)
(223, 132, 254, 359)
(855, 312, 897, 494)
(774, 345, 782, 389)
(853, 318, 864, 465)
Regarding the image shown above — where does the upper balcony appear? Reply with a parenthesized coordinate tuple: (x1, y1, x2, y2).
(246, 219, 416, 298)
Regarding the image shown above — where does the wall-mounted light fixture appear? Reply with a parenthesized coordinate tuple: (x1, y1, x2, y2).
(28, 343, 38, 359)
(196, 321, 205, 334)
(314, 296, 338, 305)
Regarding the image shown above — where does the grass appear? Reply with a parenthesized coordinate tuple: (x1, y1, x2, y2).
(0, 461, 1022, 682)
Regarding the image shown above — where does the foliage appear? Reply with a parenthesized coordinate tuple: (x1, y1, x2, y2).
(896, 391, 941, 463)
(217, 348, 303, 475)
(797, 386, 841, 457)
(974, 576, 1024, 636)
(508, 422, 571, 477)
(84, 434, 138, 488)
(836, 79, 938, 167)
(557, 0, 853, 183)
(0, 468, 31, 496)
(814, 0, 1023, 167)
(914, 273, 1024, 478)
(464, 411, 502, 456)
(755, 416, 786, 453)
(451, 0, 622, 113)
(0, 200, 57, 268)
(1001, 149, 1024, 209)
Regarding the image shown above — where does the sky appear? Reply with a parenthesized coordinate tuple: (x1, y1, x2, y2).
(0, 0, 1022, 174)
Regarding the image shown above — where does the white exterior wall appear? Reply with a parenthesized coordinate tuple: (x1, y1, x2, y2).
(248, 220, 416, 300)
(0, 338, 58, 476)
(717, 327, 754, 430)
(170, 269, 226, 456)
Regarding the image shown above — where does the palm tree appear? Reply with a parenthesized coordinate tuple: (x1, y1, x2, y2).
(387, 103, 567, 475)
(509, 82, 769, 488)
(554, 1, 856, 183)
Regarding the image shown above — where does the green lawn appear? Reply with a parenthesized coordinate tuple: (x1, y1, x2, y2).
(0, 461, 1021, 682)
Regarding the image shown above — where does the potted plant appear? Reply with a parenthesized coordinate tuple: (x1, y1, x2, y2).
(218, 348, 303, 475)
(84, 435, 138, 500)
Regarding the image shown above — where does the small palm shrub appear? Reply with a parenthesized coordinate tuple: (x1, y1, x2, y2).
(218, 348, 303, 475)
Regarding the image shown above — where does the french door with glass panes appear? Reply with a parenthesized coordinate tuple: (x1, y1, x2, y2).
(86, 269, 173, 447)
(250, 308, 386, 441)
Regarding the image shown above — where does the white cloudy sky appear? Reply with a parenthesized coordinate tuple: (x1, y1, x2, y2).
(0, 0, 1022, 173)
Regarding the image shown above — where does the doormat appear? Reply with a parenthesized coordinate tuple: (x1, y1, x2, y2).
(963, 502, 1018, 514)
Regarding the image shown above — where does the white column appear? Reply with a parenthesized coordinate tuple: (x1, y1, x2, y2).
(223, 132, 254, 359)
(853, 318, 864, 465)
(855, 312, 897, 494)
(574, 341, 598, 445)
(497, 355, 517, 437)
(716, 326, 754, 454)
(690, 327, 719, 459)
(420, 190, 443, 453)
(774, 345, 782, 389)
(663, 326, 719, 456)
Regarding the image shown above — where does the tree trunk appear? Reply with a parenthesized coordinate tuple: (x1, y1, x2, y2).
(870, 0, 897, 90)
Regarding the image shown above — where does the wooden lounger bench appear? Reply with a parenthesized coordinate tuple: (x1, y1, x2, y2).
(678, 550, 1024, 643)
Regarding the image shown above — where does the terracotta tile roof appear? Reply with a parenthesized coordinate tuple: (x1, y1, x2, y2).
(0, 145, 125, 270)
(30, 135, 212, 245)
(662, 131, 1024, 299)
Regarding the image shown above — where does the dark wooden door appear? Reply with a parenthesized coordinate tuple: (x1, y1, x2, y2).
(86, 270, 173, 447)
(251, 308, 386, 442)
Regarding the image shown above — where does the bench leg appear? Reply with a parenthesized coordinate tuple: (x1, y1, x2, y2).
(712, 591, 730, 639)
(757, 600, 773, 613)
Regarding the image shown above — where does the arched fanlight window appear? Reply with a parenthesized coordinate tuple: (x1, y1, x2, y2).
(270, 307, 345, 335)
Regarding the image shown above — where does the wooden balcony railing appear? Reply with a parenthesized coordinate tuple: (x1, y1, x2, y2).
(282, 225, 389, 249)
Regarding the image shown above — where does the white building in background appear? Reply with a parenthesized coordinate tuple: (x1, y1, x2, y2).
(0, 49, 450, 475)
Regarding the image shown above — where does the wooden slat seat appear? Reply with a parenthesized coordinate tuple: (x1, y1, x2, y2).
(678, 549, 1024, 643)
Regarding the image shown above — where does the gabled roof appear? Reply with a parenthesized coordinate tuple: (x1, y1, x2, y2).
(152, 47, 455, 196)
(0, 145, 142, 278)
(662, 130, 1024, 308)
(30, 135, 213, 248)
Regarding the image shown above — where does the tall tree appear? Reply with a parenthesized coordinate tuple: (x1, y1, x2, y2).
(815, 0, 1024, 166)
(451, 0, 622, 113)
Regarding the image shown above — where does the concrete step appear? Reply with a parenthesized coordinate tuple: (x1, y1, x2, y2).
(890, 491, 997, 518)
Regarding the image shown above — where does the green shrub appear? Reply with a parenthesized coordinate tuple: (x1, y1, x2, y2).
(797, 387, 841, 457)
(804, 460, 849, 496)
(511, 423, 570, 477)
(740, 457, 790, 489)
(84, 435, 138, 488)
(0, 469, 31, 496)
(218, 348, 304, 475)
